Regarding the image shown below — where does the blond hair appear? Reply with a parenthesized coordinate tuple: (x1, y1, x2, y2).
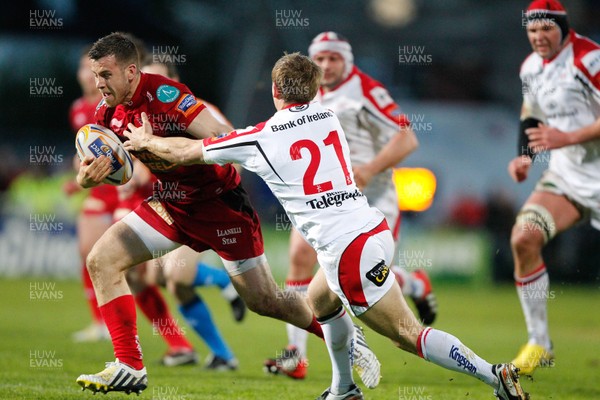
(271, 52, 321, 103)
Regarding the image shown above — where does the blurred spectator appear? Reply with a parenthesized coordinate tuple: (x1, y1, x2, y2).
(448, 194, 487, 228)
(3, 164, 83, 222)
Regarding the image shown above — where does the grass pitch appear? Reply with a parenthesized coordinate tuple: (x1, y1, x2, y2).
(1, 278, 598, 399)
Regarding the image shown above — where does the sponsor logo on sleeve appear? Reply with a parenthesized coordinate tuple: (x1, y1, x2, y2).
(581, 49, 600, 77)
(176, 94, 203, 117)
(365, 260, 389, 287)
(369, 86, 394, 109)
(156, 85, 181, 103)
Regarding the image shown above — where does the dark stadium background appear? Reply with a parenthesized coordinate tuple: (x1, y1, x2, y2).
(0, 0, 599, 283)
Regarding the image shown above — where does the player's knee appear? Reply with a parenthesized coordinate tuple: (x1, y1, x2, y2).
(512, 204, 556, 253)
(85, 247, 104, 278)
(86, 248, 118, 284)
(510, 225, 542, 258)
(290, 249, 314, 271)
(87, 243, 129, 278)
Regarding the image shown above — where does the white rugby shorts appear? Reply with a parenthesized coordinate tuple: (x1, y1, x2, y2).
(316, 217, 396, 316)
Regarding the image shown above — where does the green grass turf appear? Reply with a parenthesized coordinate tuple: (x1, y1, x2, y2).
(0, 278, 598, 399)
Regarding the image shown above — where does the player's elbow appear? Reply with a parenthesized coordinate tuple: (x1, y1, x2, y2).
(408, 132, 419, 152)
(400, 126, 419, 153)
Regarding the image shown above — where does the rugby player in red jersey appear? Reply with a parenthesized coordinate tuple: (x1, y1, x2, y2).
(74, 32, 381, 395)
(68, 42, 198, 363)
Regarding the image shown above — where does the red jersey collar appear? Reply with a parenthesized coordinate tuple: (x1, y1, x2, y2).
(123, 72, 147, 108)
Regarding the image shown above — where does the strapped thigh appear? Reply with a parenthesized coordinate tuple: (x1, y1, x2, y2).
(515, 204, 557, 244)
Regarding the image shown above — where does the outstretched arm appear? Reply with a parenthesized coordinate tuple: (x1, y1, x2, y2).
(123, 112, 206, 165)
(186, 107, 233, 139)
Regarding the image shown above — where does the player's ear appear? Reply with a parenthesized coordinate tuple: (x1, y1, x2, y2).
(272, 82, 282, 99)
(126, 63, 138, 81)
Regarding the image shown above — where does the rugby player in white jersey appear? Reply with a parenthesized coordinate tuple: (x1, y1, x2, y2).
(124, 52, 528, 400)
(265, 32, 437, 380)
(508, 0, 600, 376)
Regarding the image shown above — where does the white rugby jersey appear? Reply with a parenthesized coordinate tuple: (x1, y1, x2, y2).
(202, 101, 384, 249)
(314, 66, 410, 203)
(521, 31, 600, 199)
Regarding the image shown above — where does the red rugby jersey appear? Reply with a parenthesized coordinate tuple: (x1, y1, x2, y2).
(95, 72, 240, 204)
(69, 96, 99, 133)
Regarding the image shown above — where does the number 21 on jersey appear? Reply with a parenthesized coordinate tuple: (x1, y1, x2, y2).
(290, 130, 353, 195)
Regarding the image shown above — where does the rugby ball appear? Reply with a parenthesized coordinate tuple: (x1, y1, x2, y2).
(75, 124, 134, 185)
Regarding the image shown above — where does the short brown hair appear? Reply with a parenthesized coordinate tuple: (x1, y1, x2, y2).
(271, 52, 321, 103)
(89, 32, 140, 67)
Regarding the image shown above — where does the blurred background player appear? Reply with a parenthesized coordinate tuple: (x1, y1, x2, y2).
(67, 45, 115, 342)
(265, 32, 437, 380)
(508, 0, 600, 376)
(140, 58, 243, 370)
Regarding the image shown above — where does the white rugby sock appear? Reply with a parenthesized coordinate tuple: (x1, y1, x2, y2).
(285, 280, 310, 358)
(418, 328, 497, 387)
(515, 264, 551, 349)
(318, 307, 354, 395)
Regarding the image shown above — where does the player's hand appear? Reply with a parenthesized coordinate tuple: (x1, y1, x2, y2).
(76, 155, 112, 188)
(352, 164, 376, 191)
(507, 155, 532, 183)
(526, 123, 572, 152)
(123, 112, 153, 151)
